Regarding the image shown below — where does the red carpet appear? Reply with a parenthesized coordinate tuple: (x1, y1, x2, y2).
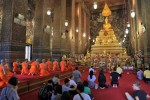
(81, 69, 150, 100)
(20, 68, 150, 100)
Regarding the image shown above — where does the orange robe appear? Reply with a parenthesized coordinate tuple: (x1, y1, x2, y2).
(53, 61, 60, 71)
(0, 65, 13, 87)
(21, 62, 29, 75)
(13, 62, 20, 74)
(39, 63, 49, 76)
(67, 61, 73, 71)
(29, 61, 39, 75)
(46, 61, 53, 71)
(60, 61, 68, 71)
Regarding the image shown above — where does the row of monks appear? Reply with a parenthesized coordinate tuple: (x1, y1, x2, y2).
(0, 59, 74, 87)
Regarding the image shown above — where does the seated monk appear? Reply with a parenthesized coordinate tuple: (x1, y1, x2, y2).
(13, 59, 21, 74)
(39, 59, 49, 76)
(53, 59, 60, 71)
(60, 59, 68, 72)
(5, 59, 11, 71)
(29, 59, 40, 76)
(67, 59, 74, 71)
(21, 59, 29, 75)
(46, 59, 53, 71)
(0, 60, 13, 87)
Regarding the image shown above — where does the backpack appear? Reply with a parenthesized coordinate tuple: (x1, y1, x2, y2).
(38, 84, 48, 100)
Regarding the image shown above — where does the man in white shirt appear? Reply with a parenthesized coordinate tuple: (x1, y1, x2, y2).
(89, 66, 94, 73)
(62, 78, 71, 92)
(73, 84, 91, 100)
(69, 75, 77, 87)
(52, 74, 60, 86)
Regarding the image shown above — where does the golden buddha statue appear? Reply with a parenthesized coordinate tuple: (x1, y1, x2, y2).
(103, 17, 111, 31)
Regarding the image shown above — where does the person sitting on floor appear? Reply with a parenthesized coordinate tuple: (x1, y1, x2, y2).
(137, 68, 143, 80)
(46, 58, 53, 71)
(83, 80, 94, 100)
(51, 85, 62, 100)
(88, 71, 96, 88)
(98, 70, 109, 89)
(47, 80, 54, 100)
(53, 59, 60, 71)
(39, 59, 50, 76)
(0, 60, 13, 87)
(73, 83, 91, 100)
(69, 75, 77, 88)
(110, 67, 120, 88)
(61, 91, 71, 100)
(73, 67, 82, 83)
(21, 59, 29, 75)
(29, 59, 40, 76)
(0, 77, 20, 100)
(52, 74, 60, 88)
(62, 78, 71, 92)
(13, 59, 21, 74)
(83, 80, 91, 94)
(143, 68, 150, 83)
(89, 66, 95, 73)
(60, 59, 68, 72)
(125, 81, 150, 100)
(116, 64, 123, 77)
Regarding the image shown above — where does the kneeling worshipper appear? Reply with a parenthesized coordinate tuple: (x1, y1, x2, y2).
(21, 59, 29, 75)
(60, 59, 68, 72)
(13, 59, 21, 74)
(53, 59, 60, 71)
(67, 59, 74, 71)
(29, 59, 40, 76)
(46, 58, 53, 71)
(39, 59, 49, 76)
(0, 60, 13, 87)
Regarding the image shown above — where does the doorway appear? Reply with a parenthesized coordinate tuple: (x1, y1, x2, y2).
(25, 45, 32, 61)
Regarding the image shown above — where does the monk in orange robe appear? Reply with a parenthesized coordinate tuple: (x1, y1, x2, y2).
(0, 60, 13, 87)
(29, 59, 40, 76)
(13, 59, 21, 74)
(53, 59, 60, 71)
(67, 59, 73, 71)
(60, 59, 68, 71)
(46, 59, 53, 71)
(21, 59, 29, 75)
(39, 59, 49, 76)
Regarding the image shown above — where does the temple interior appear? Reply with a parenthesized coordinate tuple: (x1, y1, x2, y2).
(0, 0, 150, 100)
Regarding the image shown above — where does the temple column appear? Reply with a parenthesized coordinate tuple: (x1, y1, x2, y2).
(141, 0, 150, 63)
(78, 3, 82, 53)
(83, 8, 87, 53)
(75, 3, 79, 53)
(60, 0, 70, 57)
(32, 0, 50, 59)
(71, 0, 75, 54)
(52, 0, 67, 61)
(0, 0, 27, 60)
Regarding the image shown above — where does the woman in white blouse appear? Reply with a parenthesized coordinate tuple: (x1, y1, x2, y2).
(88, 70, 96, 88)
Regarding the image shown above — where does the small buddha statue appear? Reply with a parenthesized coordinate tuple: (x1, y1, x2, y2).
(103, 17, 111, 31)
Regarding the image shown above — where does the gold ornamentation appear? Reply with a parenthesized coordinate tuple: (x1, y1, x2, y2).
(102, 3, 111, 17)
